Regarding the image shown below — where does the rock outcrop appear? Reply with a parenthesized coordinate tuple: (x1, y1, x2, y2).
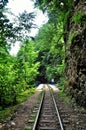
(65, 0, 86, 107)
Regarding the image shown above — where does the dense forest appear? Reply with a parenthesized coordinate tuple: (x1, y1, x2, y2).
(0, 0, 86, 113)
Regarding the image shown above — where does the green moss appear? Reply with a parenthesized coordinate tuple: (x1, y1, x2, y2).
(72, 11, 82, 23)
(68, 32, 78, 45)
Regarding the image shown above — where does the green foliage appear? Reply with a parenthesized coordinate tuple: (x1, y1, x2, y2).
(34, 0, 74, 14)
(72, 11, 82, 23)
(58, 89, 71, 103)
(0, 55, 18, 107)
(33, 0, 73, 87)
(1, 39, 39, 108)
(17, 88, 36, 103)
(0, 0, 38, 109)
(46, 66, 56, 81)
(17, 11, 36, 39)
(0, 0, 83, 110)
(0, 88, 35, 121)
(0, 105, 18, 121)
(16, 40, 40, 88)
(63, 10, 71, 32)
(0, 2, 16, 48)
(0, 7, 15, 106)
(34, 22, 65, 84)
(68, 32, 78, 45)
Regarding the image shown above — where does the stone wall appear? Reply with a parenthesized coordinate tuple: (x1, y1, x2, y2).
(65, 0, 86, 107)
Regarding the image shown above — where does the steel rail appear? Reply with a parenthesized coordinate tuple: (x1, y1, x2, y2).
(33, 85, 64, 130)
(50, 88, 64, 130)
(32, 90, 45, 130)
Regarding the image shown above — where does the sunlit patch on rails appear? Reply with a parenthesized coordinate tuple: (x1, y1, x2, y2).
(24, 84, 65, 130)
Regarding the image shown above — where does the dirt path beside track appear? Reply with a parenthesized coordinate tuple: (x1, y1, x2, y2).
(0, 84, 86, 130)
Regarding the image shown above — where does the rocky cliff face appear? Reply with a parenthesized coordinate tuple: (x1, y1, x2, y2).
(65, 0, 86, 107)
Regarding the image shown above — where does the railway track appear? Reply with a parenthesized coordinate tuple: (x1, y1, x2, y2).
(26, 85, 64, 130)
(0, 84, 86, 130)
(25, 84, 86, 130)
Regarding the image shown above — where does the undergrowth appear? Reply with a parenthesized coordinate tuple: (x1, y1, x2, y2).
(58, 89, 71, 104)
(17, 87, 36, 103)
(0, 87, 36, 121)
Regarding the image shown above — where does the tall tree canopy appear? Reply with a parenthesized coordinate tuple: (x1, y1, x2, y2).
(34, 22, 65, 84)
(0, 0, 38, 108)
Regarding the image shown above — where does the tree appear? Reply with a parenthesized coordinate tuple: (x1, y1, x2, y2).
(0, 1, 37, 108)
(13, 11, 36, 40)
(16, 40, 40, 89)
(34, 23, 65, 84)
